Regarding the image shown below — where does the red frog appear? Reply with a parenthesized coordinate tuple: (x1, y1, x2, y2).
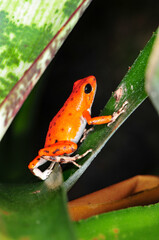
(28, 76, 127, 180)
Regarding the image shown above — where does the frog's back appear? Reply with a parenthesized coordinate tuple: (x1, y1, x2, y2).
(44, 103, 86, 147)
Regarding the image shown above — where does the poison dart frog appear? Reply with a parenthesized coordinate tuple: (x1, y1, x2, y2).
(28, 76, 128, 180)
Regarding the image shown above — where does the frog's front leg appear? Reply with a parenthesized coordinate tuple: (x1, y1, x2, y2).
(83, 100, 128, 126)
(107, 100, 128, 126)
(80, 127, 94, 143)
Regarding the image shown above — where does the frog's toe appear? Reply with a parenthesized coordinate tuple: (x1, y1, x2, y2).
(43, 169, 53, 180)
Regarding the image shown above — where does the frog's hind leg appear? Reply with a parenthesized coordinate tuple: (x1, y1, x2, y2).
(38, 140, 78, 157)
(28, 156, 55, 180)
(44, 149, 93, 168)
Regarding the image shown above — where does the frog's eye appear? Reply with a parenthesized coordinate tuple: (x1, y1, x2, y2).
(84, 83, 92, 94)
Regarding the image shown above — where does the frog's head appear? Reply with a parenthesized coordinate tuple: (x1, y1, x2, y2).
(73, 76, 97, 111)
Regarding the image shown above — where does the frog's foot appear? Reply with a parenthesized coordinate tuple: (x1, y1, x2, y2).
(28, 156, 55, 180)
(108, 100, 128, 126)
(41, 162, 55, 180)
(44, 149, 93, 168)
(80, 127, 94, 143)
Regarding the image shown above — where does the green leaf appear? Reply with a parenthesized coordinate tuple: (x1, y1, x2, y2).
(145, 28, 159, 114)
(0, 164, 76, 240)
(63, 32, 157, 191)
(0, 0, 92, 141)
(75, 203, 159, 240)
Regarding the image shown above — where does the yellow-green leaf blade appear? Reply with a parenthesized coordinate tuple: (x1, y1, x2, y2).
(75, 203, 159, 240)
(0, 0, 92, 141)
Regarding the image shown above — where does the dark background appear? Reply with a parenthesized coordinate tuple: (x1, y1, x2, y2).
(0, 0, 158, 201)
